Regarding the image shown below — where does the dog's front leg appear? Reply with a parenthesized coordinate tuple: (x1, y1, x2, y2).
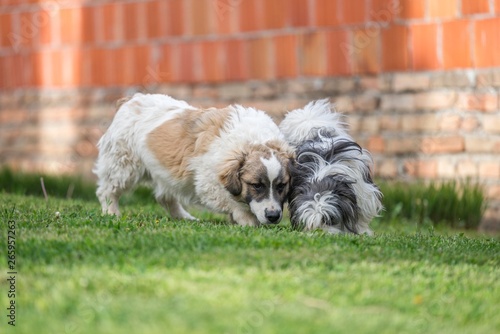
(230, 209, 260, 227)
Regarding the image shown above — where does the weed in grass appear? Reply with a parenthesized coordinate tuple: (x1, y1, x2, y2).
(378, 179, 486, 230)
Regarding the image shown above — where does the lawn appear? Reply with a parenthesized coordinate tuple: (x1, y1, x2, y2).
(0, 191, 499, 334)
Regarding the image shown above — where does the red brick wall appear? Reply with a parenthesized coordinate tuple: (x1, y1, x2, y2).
(0, 0, 500, 229)
(1, 0, 500, 88)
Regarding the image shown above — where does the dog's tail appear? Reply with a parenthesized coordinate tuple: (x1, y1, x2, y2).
(279, 99, 351, 146)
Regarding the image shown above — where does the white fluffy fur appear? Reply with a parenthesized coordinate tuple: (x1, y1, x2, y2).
(280, 99, 383, 235)
(279, 99, 351, 145)
(93, 93, 288, 226)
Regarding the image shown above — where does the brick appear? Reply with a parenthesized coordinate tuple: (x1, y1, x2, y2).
(375, 158, 398, 178)
(252, 82, 278, 99)
(369, 0, 402, 22)
(457, 92, 498, 112)
(239, 0, 260, 31)
(0, 109, 31, 124)
(474, 18, 500, 68)
(332, 96, 354, 113)
(382, 25, 410, 71)
(429, 0, 457, 19)
(461, 115, 480, 131)
(178, 42, 198, 83)
(157, 84, 191, 100)
(479, 161, 500, 179)
(189, 0, 214, 35)
(114, 47, 133, 86)
(439, 113, 462, 131)
(121, 2, 141, 41)
(218, 82, 252, 101)
(274, 34, 298, 78)
(248, 37, 274, 80)
(285, 0, 310, 26)
(437, 159, 456, 178)
(0, 13, 12, 47)
(323, 77, 356, 94)
(483, 115, 500, 134)
(1, 54, 13, 89)
(355, 137, 369, 149)
(410, 23, 440, 71)
(312, 0, 338, 26)
(404, 159, 438, 178)
(212, 0, 237, 34)
(353, 93, 379, 111)
(486, 185, 500, 201)
(90, 48, 110, 86)
(60, 48, 81, 87)
(286, 79, 313, 95)
(224, 39, 248, 81)
(200, 41, 224, 82)
(359, 76, 391, 91)
(101, 3, 119, 41)
(462, 0, 490, 15)
(379, 115, 400, 131)
(430, 70, 475, 88)
(340, 0, 367, 25)
(360, 116, 380, 134)
(381, 93, 415, 111)
(17, 11, 35, 48)
(326, 30, 352, 76)
(421, 136, 464, 154)
(392, 73, 430, 92)
(38, 9, 54, 45)
(157, 44, 173, 83)
(352, 28, 381, 74)
(168, 0, 185, 35)
(397, 0, 425, 19)
(367, 135, 384, 152)
(82, 6, 98, 44)
(415, 91, 457, 110)
(401, 114, 439, 132)
(385, 137, 419, 154)
(299, 32, 327, 76)
(132, 46, 151, 86)
(75, 139, 98, 158)
(5, 54, 19, 89)
(476, 69, 500, 88)
(146, 1, 163, 38)
(457, 159, 478, 177)
(442, 20, 472, 69)
(261, 0, 287, 29)
(60, 7, 83, 44)
(51, 50, 64, 87)
(465, 136, 500, 153)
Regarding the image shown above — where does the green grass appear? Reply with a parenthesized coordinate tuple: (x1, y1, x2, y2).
(0, 167, 488, 229)
(0, 191, 499, 334)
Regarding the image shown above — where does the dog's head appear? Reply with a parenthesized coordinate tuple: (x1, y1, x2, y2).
(287, 137, 366, 234)
(289, 173, 360, 233)
(219, 140, 294, 225)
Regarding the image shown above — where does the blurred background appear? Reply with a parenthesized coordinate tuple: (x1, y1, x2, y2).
(0, 0, 499, 228)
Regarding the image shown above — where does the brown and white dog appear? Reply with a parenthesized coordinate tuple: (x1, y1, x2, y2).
(93, 93, 294, 226)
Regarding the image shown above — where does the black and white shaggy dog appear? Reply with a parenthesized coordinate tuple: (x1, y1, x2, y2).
(279, 99, 383, 235)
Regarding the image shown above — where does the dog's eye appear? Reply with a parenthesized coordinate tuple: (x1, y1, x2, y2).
(276, 183, 287, 193)
(251, 183, 264, 191)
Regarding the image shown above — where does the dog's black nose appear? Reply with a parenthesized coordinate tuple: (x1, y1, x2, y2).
(265, 209, 281, 223)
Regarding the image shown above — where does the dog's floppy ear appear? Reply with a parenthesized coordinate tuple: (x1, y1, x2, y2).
(219, 150, 247, 196)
